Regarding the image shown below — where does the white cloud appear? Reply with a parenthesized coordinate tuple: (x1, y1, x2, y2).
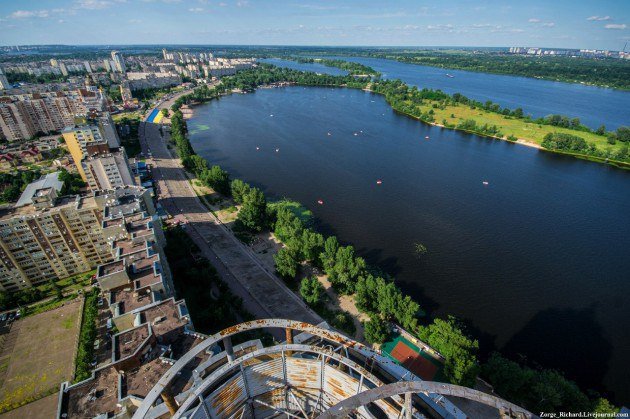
(10, 10, 50, 18)
(188, 7, 203, 12)
(528, 18, 540, 23)
(236, 1, 249, 7)
(75, 0, 113, 10)
(58, 19, 65, 23)
(128, 18, 142, 23)
(541, 22, 555, 27)
(587, 16, 611, 21)
(218, 2, 227, 5)
(605, 24, 626, 30)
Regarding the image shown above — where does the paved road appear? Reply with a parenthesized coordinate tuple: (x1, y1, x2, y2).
(139, 121, 321, 325)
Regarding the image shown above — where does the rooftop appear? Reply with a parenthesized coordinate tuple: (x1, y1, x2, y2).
(66, 366, 121, 418)
(15, 171, 63, 207)
(115, 323, 150, 361)
(111, 286, 154, 315)
(122, 357, 171, 399)
(97, 259, 125, 278)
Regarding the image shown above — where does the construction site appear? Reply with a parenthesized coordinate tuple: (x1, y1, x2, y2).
(59, 318, 532, 419)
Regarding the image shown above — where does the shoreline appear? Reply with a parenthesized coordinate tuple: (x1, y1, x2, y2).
(183, 82, 629, 170)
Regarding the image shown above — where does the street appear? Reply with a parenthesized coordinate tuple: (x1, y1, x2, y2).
(139, 119, 321, 325)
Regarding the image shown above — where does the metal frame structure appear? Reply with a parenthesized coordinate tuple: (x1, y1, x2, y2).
(318, 381, 534, 418)
(132, 319, 532, 419)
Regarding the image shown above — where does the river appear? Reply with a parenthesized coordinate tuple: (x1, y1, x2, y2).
(262, 57, 630, 130)
(188, 85, 630, 403)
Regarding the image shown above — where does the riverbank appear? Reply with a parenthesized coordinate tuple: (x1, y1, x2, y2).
(176, 65, 628, 169)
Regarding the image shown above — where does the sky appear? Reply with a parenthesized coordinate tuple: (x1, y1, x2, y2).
(0, 0, 628, 50)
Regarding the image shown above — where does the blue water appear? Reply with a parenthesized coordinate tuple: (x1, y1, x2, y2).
(267, 55, 630, 130)
(189, 86, 630, 403)
(261, 58, 348, 76)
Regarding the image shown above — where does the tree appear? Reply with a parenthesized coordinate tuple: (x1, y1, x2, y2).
(364, 316, 390, 344)
(319, 236, 339, 272)
(327, 246, 366, 294)
(200, 165, 230, 196)
(299, 276, 324, 305)
(274, 247, 299, 278)
(49, 279, 63, 300)
(592, 398, 618, 414)
(595, 125, 606, 136)
(237, 187, 267, 231)
(161, 108, 169, 117)
(230, 179, 251, 204)
(299, 229, 324, 263)
(418, 316, 479, 387)
(182, 155, 208, 174)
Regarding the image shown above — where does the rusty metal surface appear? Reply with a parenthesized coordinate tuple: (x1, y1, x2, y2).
(133, 319, 371, 418)
(317, 381, 535, 419)
(173, 344, 392, 419)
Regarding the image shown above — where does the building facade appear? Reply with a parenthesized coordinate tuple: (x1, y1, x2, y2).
(62, 113, 121, 182)
(0, 88, 106, 141)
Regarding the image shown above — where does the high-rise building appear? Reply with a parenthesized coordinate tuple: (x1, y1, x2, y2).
(62, 114, 121, 181)
(0, 173, 111, 291)
(111, 50, 126, 73)
(59, 62, 69, 76)
(0, 183, 157, 292)
(0, 88, 106, 141)
(0, 68, 10, 90)
(103, 58, 112, 72)
(83, 60, 93, 73)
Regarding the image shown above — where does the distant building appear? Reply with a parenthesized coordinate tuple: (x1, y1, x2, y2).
(0, 68, 10, 90)
(59, 62, 69, 76)
(125, 72, 182, 90)
(111, 51, 127, 73)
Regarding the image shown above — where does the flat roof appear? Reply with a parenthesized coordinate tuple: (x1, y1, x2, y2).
(111, 287, 153, 315)
(15, 172, 63, 207)
(115, 324, 150, 361)
(66, 366, 121, 418)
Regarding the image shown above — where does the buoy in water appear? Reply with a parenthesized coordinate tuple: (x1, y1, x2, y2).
(425, 136, 430, 140)
(353, 132, 358, 136)
(376, 179, 383, 185)
(317, 199, 324, 205)
(275, 148, 280, 153)
(482, 181, 489, 186)
(256, 147, 260, 150)
(270, 114, 274, 117)
(327, 132, 332, 136)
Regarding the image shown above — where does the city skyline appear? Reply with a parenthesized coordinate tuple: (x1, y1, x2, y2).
(0, 0, 628, 50)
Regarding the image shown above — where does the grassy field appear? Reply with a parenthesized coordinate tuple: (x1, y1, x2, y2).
(0, 299, 83, 413)
(411, 99, 625, 156)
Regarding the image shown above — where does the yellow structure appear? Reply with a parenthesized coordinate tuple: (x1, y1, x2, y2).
(62, 115, 121, 181)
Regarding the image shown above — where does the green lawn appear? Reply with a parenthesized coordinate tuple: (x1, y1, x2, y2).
(414, 100, 624, 156)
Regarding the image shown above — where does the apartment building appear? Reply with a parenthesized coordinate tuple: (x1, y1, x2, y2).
(82, 143, 136, 191)
(0, 183, 158, 292)
(0, 68, 10, 90)
(62, 113, 121, 182)
(0, 175, 111, 291)
(111, 51, 127, 73)
(0, 88, 106, 141)
(126, 72, 182, 90)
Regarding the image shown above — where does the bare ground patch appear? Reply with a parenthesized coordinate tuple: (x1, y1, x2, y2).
(0, 299, 82, 413)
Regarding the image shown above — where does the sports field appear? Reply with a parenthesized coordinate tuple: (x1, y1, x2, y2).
(381, 335, 445, 382)
(0, 299, 83, 413)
